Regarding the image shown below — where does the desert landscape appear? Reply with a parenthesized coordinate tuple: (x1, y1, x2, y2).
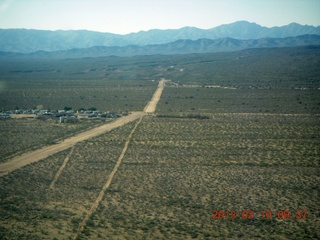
(0, 45, 319, 239)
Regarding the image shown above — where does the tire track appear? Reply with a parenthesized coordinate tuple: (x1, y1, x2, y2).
(75, 79, 166, 237)
(49, 146, 74, 189)
(75, 116, 143, 238)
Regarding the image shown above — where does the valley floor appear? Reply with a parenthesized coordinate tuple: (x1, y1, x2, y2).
(0, 78, 319, 240)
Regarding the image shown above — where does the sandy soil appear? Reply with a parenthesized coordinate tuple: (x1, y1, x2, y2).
(0, 111, 144, 176)
(10, 114, 37, 118)
(144, 79, 167, 113)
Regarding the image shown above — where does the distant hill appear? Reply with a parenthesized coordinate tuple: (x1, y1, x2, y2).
(0, 21, 320, 53)
(3, 35, 320, 58)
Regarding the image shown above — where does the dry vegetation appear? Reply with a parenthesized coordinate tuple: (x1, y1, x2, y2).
(2, 114, 317, 239)
(0, 46, 319, 239)
(0, 121, 137, 239)
(0, 79, 156, 113)
(157, 87, 320, 115)
(0, 57, 159, 112)
(0, 118, 102, 163)
(83, 115, 319, 239)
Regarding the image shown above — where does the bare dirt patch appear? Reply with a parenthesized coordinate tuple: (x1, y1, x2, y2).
(10, 114, 36, 118)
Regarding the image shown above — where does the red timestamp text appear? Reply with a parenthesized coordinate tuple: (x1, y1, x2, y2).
(212, 209, 307, 220)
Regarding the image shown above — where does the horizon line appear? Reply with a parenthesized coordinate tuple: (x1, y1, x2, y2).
(0, 21, 319, 35)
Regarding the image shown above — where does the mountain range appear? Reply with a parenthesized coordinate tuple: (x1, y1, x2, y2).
(0, 21, 320, 54)
(1, 34, 319, 58)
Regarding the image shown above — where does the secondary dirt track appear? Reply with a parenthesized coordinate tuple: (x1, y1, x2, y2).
(49, 147, 74, 189)
(75, 79, 166, 237)
(0, 111, 144, 177)
(76, 116, 143, 237)
(2, 79, 167, 237)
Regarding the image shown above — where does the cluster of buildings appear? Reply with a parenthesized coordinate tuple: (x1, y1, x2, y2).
(0, 109, 126, 122)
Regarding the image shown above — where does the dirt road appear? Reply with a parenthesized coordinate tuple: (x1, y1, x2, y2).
(76, 116, 143, 238)
(0, 111, 144, 177)
(144, 79, 167, 113)
(0, 78, 167, 177)
(75, 80, 167, 237)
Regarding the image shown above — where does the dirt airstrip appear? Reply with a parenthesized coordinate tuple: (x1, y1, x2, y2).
(0, 78, 167, 238)
(0, 79, 166, 177)
(75, 79, 166, 238)
(144, 79, 167, 113)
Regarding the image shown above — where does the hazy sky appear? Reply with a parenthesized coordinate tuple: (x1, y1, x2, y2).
(0, 0, 319, 34)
